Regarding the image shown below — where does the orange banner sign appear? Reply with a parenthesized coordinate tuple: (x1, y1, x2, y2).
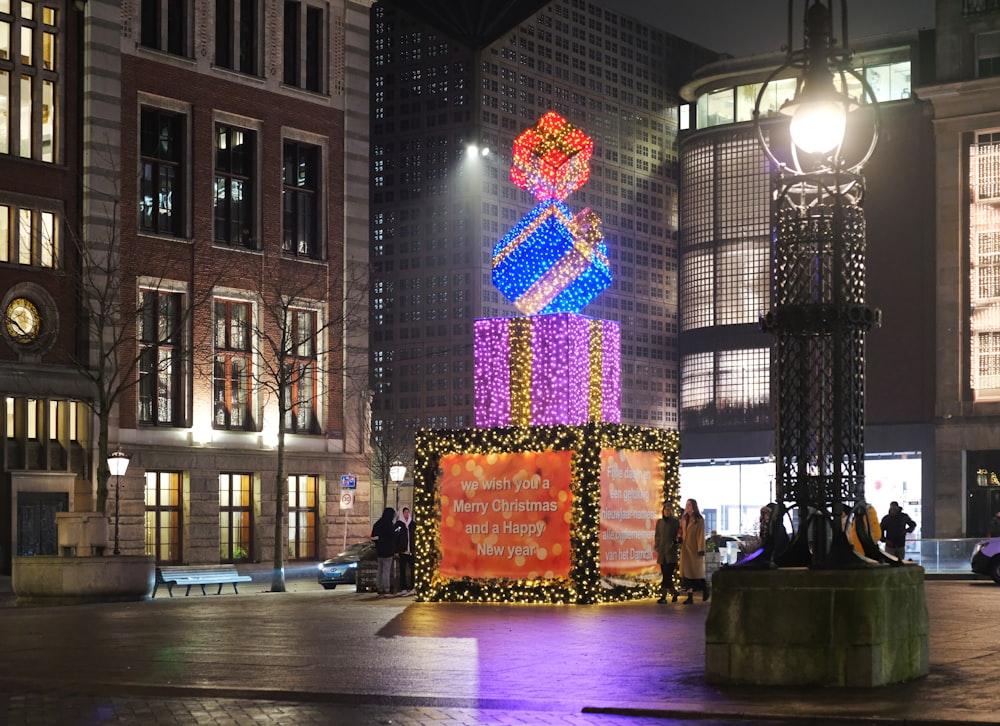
(439, 450, 573, 580)
(599, 449, 661, 576)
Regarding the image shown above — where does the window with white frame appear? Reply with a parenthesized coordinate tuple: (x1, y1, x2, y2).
(970, 131, 1000, 399)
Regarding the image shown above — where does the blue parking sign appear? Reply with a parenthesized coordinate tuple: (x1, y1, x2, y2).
(340, 474, 356, 489)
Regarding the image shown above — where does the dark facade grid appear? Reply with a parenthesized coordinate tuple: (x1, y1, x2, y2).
(371, 0, 711, 435)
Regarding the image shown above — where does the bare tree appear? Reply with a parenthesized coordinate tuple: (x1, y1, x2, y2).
(67, 143, 212, 520)
(217, 251, 368, 592)
(363, 414, 413, 516)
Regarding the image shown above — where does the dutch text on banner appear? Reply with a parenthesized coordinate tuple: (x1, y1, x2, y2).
(599, 449, 662, 577)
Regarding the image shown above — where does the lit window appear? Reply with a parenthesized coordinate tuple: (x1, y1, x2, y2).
(287, 474, 317, 559)
(0, 202, 60, 267)
(0, 2, 57, 161)
(284, 308, 318, 433)
(219, 472, 253, 561)
(213, 299, 254, 430)
(138, 289, 183, 426)
(145, 471, 182, 563)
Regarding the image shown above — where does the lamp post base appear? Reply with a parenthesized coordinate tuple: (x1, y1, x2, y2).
(705, 565, 928, 687)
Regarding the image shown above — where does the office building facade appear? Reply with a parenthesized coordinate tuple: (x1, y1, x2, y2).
(678, 33, 938, 536)
(369, 0, 715, 493)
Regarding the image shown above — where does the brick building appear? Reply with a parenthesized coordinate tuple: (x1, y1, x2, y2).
(2, 0, 374, 573)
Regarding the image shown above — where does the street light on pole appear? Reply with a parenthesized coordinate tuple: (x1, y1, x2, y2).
(753, 0, 883, 567)
(107, 448, 130, 556)
(390, 460, 406, 511)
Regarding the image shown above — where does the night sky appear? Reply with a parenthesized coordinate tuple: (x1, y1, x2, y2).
(615, 0, 936, 57)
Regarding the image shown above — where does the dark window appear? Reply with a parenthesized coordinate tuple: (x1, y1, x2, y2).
(215, 0, 258, 74)
(214, 124, 256, 248)
(305, 6, 322, 92)
(213, 299, 254, 430)
(282, 140, 321, 259)
(282, 1, 299, 86)
(138, 289, 182, 425)
(282, 1, 325, 92)
(140, 0, 188, 56)
(139, 108, 185, 236)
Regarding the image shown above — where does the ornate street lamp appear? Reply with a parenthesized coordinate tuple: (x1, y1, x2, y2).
(107, 448, 130, 555)
(753, 0, 884, 567)
(389, 460, 406, 511)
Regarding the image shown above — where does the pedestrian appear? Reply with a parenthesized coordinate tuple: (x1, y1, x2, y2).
(371, 507, 397, 596)
(395, 506, 416, 596)
(879, 501, 916, 560)
(848, 503, 881, 556)
(653, 503, 681, 604)
(679, 498, 709, 604)
(760, 503, 789, 556)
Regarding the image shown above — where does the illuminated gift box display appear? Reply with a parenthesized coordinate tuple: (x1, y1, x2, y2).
(412, 424, 680, 604)
(509, 110, 594, 203)
(410, 112, 678, 605)
(491, 202, 611, 316)
(474, 313, 621, 428)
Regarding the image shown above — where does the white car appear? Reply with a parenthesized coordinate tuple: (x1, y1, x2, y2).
(971, 537, 1000, 583)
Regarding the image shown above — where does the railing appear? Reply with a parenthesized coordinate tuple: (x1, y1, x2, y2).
(713, 538, 989, 575)
(964, 0, 1000, 17)
(905, 538, 985, 574)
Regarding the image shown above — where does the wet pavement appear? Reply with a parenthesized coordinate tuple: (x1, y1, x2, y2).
(0, 569, 998, 725)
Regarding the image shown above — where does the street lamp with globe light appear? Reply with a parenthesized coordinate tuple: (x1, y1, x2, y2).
(107, 448, 130, 555)
(390, 460, 406, 511)
(751, 0, 884, 568)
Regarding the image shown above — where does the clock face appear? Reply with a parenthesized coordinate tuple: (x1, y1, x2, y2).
(5, 297, 40, 343)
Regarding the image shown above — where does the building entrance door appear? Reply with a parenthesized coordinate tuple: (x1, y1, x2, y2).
(16, 491, 68, 556)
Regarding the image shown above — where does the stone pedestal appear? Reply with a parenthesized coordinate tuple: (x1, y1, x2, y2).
(12, 556, 155, 604)
(705, 565, 928, 687)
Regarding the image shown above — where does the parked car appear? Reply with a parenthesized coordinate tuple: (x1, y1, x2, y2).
(317, 541, 376, 589)
(971, 537, 1000, 583)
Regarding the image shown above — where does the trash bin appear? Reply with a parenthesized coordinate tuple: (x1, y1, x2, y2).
(357, 560, 378, 592)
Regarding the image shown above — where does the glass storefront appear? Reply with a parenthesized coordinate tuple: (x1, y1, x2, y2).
(679, 453, 923, 538)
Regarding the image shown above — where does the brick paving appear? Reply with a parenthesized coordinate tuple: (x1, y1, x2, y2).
(0, 572, 998, 725)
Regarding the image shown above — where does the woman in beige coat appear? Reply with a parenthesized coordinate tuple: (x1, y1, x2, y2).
(679, 498, 709, 604)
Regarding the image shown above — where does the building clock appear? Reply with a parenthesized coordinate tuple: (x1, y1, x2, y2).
(5, 297, 41, 344)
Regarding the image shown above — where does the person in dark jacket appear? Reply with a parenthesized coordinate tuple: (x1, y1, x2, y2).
(371, 507, 397, 596)
(395, 507, 416, 596)
(653, 503, 681, 604)
(879, 501, 916, 560)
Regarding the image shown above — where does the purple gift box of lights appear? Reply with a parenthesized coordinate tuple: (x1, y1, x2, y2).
(474, 313, 621, 428)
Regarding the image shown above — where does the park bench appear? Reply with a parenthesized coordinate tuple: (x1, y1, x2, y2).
(153, 564, 252, 598)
